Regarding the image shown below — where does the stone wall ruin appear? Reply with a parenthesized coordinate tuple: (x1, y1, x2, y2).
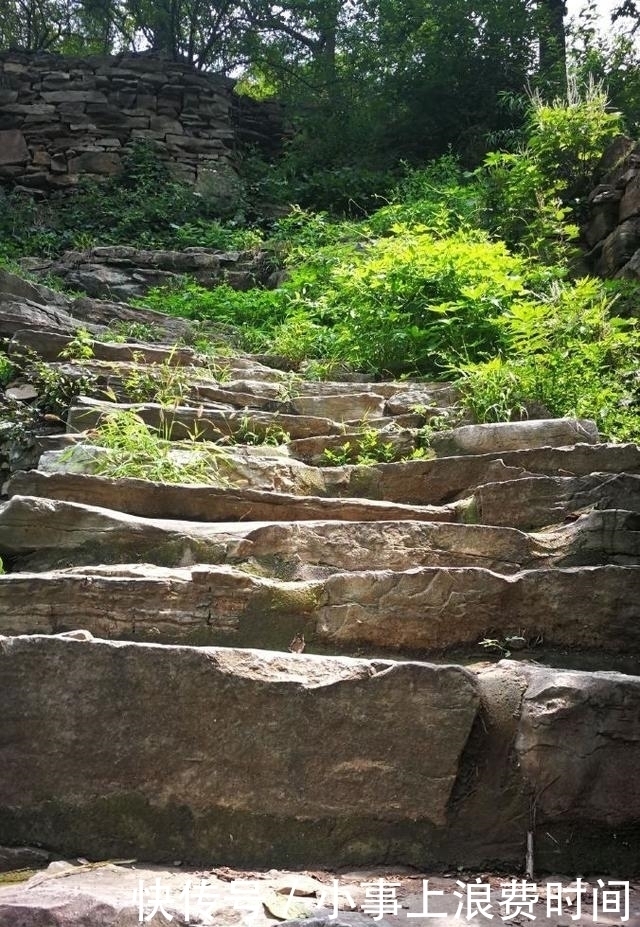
(0, 50, 283, 193)
(585, 135, 640, 282)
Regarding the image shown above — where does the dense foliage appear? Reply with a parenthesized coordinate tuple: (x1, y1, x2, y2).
(0, 64, 638, 443)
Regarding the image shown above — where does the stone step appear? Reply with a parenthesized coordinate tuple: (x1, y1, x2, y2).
(195, 382, 390, 420)
(66, 396, 344, 442)
(0, 635, 637, 871)
(356, 442, 640, 504)
(2, 866, 640, 926)
(194, 381, 458, 418)
(39, 440, 640, 506)
(473, 471, 640, 529)
(429, 418, 599, 456)
(71, 374, 435, 429)
(1, 558, 637, 655)
(6, 470, 459, 523)
(9, 329, 199, 365)
(316, 563, 640, 654)
(3, 496, 636, 575)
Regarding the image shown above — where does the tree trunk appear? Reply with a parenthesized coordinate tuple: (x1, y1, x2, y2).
(538, 0, 567, 95)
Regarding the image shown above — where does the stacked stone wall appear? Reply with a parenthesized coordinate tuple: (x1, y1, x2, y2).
(0, 50, 283, 192)
(585, 135, 640, 280)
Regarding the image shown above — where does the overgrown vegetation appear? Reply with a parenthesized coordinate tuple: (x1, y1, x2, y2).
(133, 87, 639, 442)
(0, 142, 262, 261)
(0, 82, 638, 445)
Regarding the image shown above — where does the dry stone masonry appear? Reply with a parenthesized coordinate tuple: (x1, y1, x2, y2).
(0, 263, 638, 889)
(0, 50, 282, 192)
(586, 134, 640, 282)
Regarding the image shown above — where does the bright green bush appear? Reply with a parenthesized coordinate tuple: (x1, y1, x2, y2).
(325, 228, 528, 374)
(478, 81, 623, 260)
(457, 278, 639, 441)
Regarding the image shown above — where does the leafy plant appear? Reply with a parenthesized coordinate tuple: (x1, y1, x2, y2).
(226, 414, 291, 446)
(477, 79, 623, 260)
(7, 345, 97, 418)
(59, 328, 95, 361)
(322, 428, 399, 466)
(0, 352, 15, 387)
(457, 277, 639, 441)
(102, 321, 161, 344)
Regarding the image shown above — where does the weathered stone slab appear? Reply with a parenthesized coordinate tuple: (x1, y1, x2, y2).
(0, 844, 50, 872)
(596, 217, 640, 275)
(0, 268, 192, 342)
(10, 328, 197, 364)
(356, 443, 640, 504)
(1, 496, 637, 576)
(0, 564, 320, 646)
(0, 297, 88, 338)
(515, 662, 640, 825)
(0, 495, 542, 574)
(289, 392, 386, 421)
(2, 864, 640, 927)
(42, 245, 268, 298)
(0, 635, 480, 856)
(474, 472, 640, 528)
(430, 419, 599, 457)
(67, 294, 192, 340)
(317, 565, 640, 653)
(532, 508, 640, 566)
(6, 471, 458, 523)
(1, 556, 637, 654)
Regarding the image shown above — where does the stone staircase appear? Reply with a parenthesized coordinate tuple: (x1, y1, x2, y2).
(0, 267, 639, 883)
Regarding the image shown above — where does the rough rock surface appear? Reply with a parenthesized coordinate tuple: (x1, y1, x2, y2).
(516, 663, 640, 824)
(5, 471, 459, 523)
(4, 866, 640, 927)
(37, 245, 270, 300)
(0, 638, 638, 872)
(0, 635, 479, 848)
(429, 418, 599, 457)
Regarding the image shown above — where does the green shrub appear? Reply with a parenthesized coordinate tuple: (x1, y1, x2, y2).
(457, 278, 639, 441)
(477, 80, 623, 260)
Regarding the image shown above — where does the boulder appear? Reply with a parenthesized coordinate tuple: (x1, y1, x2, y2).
(0, 635, 479, 861)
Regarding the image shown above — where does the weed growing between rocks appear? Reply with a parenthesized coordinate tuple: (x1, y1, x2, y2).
(88, 410, 230, 485)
